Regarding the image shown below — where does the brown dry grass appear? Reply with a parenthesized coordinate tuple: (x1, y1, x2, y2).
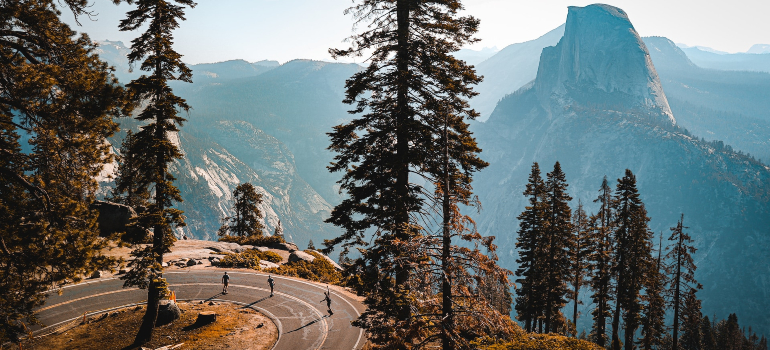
(17, 302, 277, 350)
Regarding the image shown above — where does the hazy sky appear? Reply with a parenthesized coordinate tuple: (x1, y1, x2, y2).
(62, 0, 770, 65)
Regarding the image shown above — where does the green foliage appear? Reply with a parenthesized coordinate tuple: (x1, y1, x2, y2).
(610, 169, 653, 350)
(0, 0, 131, 342)
(516, 162, 574, 334)
(217, 183, 266, 238)
(474, 327, 603, 350)
(217, 249, 282, 268)
(218, 233, 285, 246)
(266, 251, 341, 285)
(587, 176, 615, 347)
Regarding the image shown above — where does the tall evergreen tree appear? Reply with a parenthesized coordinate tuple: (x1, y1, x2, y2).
(588, 176, 615, 347)
(420, 92, 510, 348)
(217, 183, 265, 238)
(114, 0, 196, 344)
(700, 316, 718, 350)
(0, 0, 130, 341)
(639, 234, 668, 350)
(611, 169, 654, 350)
(569, 200, 591, 337)
(542, 161, 573, 333)
(680, 288, 703, 350)
(667, 214, 702, 350)
(515, 162, 548, 332)
(323, 0, 505, 346)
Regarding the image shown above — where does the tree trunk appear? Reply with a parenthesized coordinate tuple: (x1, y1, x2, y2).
(672, 221, 683, 350)
(134, 281, 160, 344)
(441, 126, 453, 350)
(394, 0, 412, 324)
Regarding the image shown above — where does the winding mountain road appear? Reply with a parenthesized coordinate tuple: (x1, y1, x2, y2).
(35, 270, 365, 349)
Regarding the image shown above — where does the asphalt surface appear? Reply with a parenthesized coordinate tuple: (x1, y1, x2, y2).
(35, 270, 366, 350)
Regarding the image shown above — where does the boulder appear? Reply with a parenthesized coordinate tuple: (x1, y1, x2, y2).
(206, 242, 251, 253)
(309, 250, 343, 271)
(288, 251, 315, 263)
(186, 259, 198, 267)
(156, 300, 181, 326)
(90, 270, 102, 279)
(270, 242, 299, 252)
(196, 311, 217, 324)
(211, 257, 221, 266)
(253, 246, 269, 252)
(259, 260, 280, 269)
(89, 200, 136, 237)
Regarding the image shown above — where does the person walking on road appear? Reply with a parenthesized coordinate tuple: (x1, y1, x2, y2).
(321, 287, 333, 314)
(268, 275, 275, 297)
(222, 271, 230, 294)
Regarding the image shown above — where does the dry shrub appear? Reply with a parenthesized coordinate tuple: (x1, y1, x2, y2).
(218, 234, 285, 246)
(265, 251, 342, 285)
(218, 249, 282, 268)
(473, 325, 602, 350)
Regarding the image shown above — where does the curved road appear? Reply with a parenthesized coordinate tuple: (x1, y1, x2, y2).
(35, 270, 365, 350)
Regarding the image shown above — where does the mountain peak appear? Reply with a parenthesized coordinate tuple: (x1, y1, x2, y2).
(534, 4, 675, 125)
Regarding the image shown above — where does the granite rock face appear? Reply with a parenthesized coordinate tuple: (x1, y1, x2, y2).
(534, 4, 674, 124)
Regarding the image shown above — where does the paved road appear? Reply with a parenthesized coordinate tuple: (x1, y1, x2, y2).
(35, 270, 365, 350)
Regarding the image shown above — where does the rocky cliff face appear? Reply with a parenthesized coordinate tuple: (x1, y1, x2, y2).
(473, 4, 770, 334)
(534, 5, 673, 124)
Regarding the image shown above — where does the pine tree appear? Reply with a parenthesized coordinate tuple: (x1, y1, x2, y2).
(0, 0, 130, 341)
(515, 162, 548, 332)
(569, 200, 591, 337)
(109, 130, 151, 212)
(667, 214, 702, 350)
(543, 161, 573, 333)
(611, 169, 654, 350)
(588, 176, 615, 347)
(218, 183, 265, 238)
(419, 93, 509, 348)
(639, 234, 668, 350)
(323, 0, 502, 347)
(114, 0, 196, 344)
(680, 288, 703, 350)
(701, 316, 717, 350)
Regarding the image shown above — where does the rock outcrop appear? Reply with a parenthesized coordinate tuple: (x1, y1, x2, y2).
(288, 251, 315, 263)
(90, 200, 136, 236)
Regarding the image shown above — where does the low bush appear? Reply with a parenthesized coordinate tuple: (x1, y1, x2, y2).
(474, 331, 602, 350)
(219, 234, 285, 246)
(265, 251, 342, 285)
(218, 249, 283, 268)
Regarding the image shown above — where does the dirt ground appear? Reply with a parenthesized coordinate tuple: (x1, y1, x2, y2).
(18, 302, 278, 350)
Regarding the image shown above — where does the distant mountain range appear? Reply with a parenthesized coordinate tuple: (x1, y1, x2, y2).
(471, 3, 770, 333)
(94, 8, 770, 334)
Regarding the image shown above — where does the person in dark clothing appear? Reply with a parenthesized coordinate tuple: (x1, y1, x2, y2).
(321, 287, 332, 314)
(222, 271, 230, 294)
(267, 275, 275, 297)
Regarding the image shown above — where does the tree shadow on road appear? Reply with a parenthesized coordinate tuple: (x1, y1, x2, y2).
(284, 315, 330, 334)
(241, 296, 270, 308)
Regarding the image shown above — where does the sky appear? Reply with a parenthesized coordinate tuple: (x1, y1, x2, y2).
(62, 0, 770, 65)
